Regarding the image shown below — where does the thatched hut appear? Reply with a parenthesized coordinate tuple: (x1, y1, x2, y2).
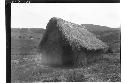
(38, 17, 108, 67)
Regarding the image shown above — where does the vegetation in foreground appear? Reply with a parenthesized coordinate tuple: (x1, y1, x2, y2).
(11, 28, 121, 82)
(11, 53, 120, 82)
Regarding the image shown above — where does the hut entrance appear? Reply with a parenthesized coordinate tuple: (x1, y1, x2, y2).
(62, 44, 74, 67)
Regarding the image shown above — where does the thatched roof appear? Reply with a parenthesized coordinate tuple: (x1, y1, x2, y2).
(45, 17, 108, 50)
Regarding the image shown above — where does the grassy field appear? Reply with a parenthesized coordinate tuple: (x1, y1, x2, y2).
(11, 28, 121, 82)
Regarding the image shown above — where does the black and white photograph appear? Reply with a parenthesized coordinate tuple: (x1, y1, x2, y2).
(10, 2, 121, 82)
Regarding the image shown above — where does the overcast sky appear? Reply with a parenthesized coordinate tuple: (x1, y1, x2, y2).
(11, 3, 120, 29)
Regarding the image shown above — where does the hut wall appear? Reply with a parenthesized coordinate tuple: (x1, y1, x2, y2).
(61, 43, 74, 67)
(38, 28, 63, 66)
(71, 48, 103, 67)
(86, 50, 103, 64)
(71, 49, 87, 67)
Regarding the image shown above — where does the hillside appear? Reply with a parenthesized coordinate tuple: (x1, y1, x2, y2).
(11, 24, 121, 54)
(11, 28, 45, 55)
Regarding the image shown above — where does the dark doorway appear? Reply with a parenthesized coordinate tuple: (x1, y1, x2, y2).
(62, 43, 74, 67)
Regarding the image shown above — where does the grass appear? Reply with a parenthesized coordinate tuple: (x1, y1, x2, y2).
(11, 28, 121, 82)
(11, 53, 121, 82)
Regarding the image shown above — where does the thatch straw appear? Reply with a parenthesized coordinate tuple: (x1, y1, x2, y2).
(46, 17, 108, 50)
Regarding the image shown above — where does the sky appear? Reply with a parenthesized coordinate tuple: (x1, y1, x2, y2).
(11, 3, 120, 29)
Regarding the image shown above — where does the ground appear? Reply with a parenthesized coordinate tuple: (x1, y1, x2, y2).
(11, 28, 121, 82)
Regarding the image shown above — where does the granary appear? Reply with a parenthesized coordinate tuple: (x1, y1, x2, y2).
(38, 17, 109, 67)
